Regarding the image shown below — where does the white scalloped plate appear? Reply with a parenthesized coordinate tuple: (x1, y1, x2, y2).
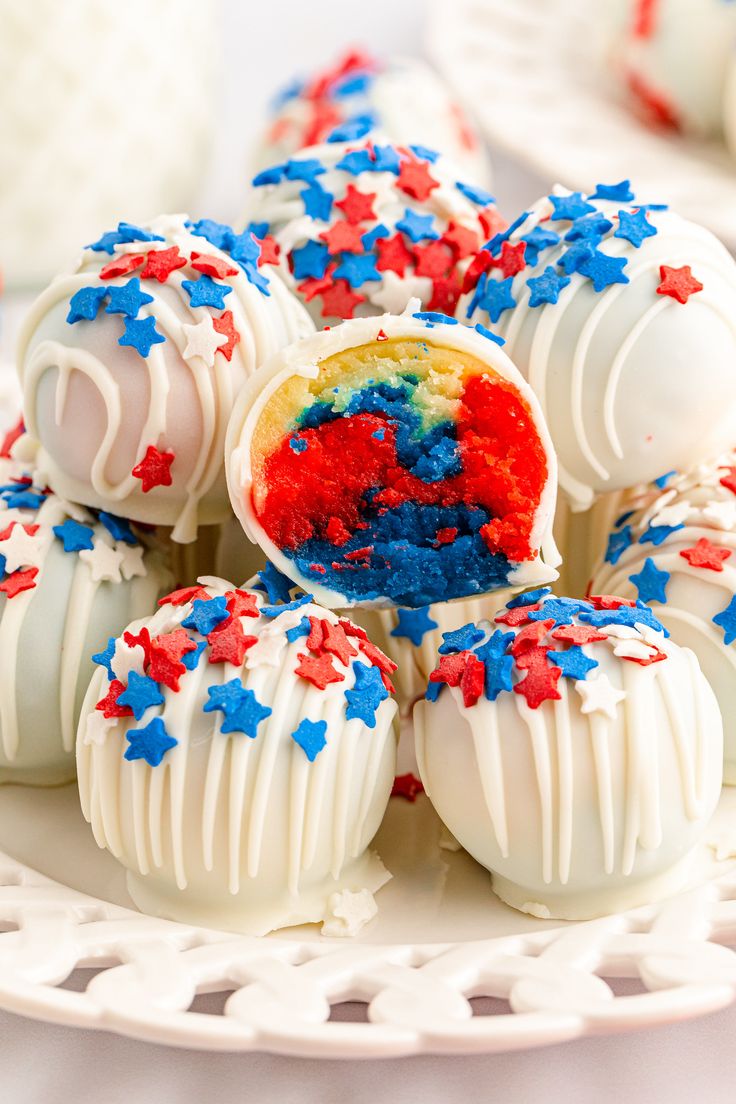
(426, 0, 736, 249)
(2, 773, 736, 1056)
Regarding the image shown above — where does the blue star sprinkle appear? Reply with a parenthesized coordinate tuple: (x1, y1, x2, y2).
(1, 488, 46, 510)
(335, 148, 377, 175)
(362, 223, 390, 250)
(189, 218, 235, 250)
(285, 616, 311, 643)
(714, 597, 736, 645)
(181, 274, 233, 309)
(203, 680, 272, 736)
(425, 680, 443, 701)
(477, 275, 516, 323)
(258, 561, 295, 604)
(605, 525, 633, 565)
(301, 182, 333, 221)
(117, 672, 165, 720)
(439, 622, 486, 654)
(124, 717, 177, 767)
(182, 595, 230, 636)
(456, 181, 495, 206)
(475, 631, 515, 701)
(345, 663, 388, 728)
(520, 226, 560, 266)
(591, 180, 635, 202)
(67, 285, 109, 324)
(564, 212, 613, 244)
(104, 277, 154, 318)
(327, 115, 375, 142)
(370, 145, 401, 174)
(579, 604, 668, 636)
(391, 606, 439, 646)
(508, 587, 552, 608)
(614, 208, 657, 248)
(639, 523, 685, 547)
(557, 241, 596, 275)
(547, 645, 598, 680)
(247, 221, 269, 241)
(548, 192, 595, 221)
(99, 512, 137, 545)
(252, 164, 287, 187)
(118, 316, 165, 358)
(53, 518, 95, 552)
(92, 637, 116, 680)
(182, 639, 207, 670)
(396, 209, 438, 242)
(260, 592, 313, 617)
(291, 718, 328, 761)
(578, 250, 629, 292)
(410, 144, 440, 163)
(526, 266, 570, 307)
(86, 222, 164, 255)
(333, 252, 381, 288)
(629, 557, 670, 604)
(528, 597, 587, 626)
(284, 157, 326, 183)
(291, 240, 330, 280)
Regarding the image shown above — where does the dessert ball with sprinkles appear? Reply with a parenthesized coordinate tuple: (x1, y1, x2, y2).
(254, 49, 491, 188)
(590, 451, 736, 783)
(77, 572, 398, 936)
(415, 591, 723, 921)
(0, 451, 172, 785)
(225, 309, 560, 610)
(242, 137, 503, 325)
(18, 214, 314, 544)
(460, 182, 736, 509)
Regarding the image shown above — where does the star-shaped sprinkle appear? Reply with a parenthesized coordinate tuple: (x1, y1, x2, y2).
(295, 651, 344, 689)
(78, 540, 124, 583)
(87, 222, 164, 254)
(131, 445, 174, 492)
(548, 192, 595, 221)
(159, 584, 208, 607)
(0, 524, 42, 573)
(579, 604, 667, 635)
(211, 310, 241, 361)
(124, 717, 177, 767)
(260, 592, 313, 617)
(551, 623, 607, 645)
(286, 616, 311, 643)
(629, 557, 670, 603)
(320, 220, 365, 255)
(291, 717, 328, 761)
(99, 254, 145, 280)
(590, 180, 635, 202)
(244, 631, 287, 668)
(639, 523, 684, 546)
(118, 316, 165, 358)
(52, 518, 95, 553)
(375, 233, 414, 276)
(207, 618, 256, 666)
(110, 637, 146, 684)
(104, 277, 153, 318)
(335, 184, 376, 224)
(225, 589, 260, 619)
(119, 544, 146, 580)
(345, 662, 389, 727)
(548, 645, 598, 680)
(333, 251, 381, 287)
(578, 250, 629, 292)
(526, 266, 570, 307)
(413, 241, 453, 278)
(181, 317, 228, 366)
(83, 711, 116, 747)
(319, 279, 365, 318)
(614, 208, 657, 247)
(148, 629, 196, 691)
(396, 209, 438, 243)
(99, 512, 136, 544)
(391, 606, 438, 646)
(575, 673, 626, 719)
(477, 275, 516, 322)
(139, 246, 187, 282)
(182, 639, 207, 670)
(680, 538, 731, 572)
(95, 679, 132, 718)
(117, 671, 165, 720)
(320, 619, 358, 665)
(391, 772, 425, 801)
(301, 181, 334, 220)
(714, 596, 736, 644)
(284, 157, 326, 183)
(181, 274, 233, 309)
(520, 226, 560, 264)
(439, 622, 486, 654)
(656, 264, 703, 304)
(460, 652, 485, 707)
(92, 636, 117, 679)
(292, 240, 331, 280)
(183, 595, 229, 635)
(258, 561, 295, 603)
(397, 157, 439, 201)
(513, 650, 562, 709)
(527, 597, 586, 626)
(67, 286, 108, 324)
(190, 252, 238, 279)
(203, 679, 272, 736)
(605, 525, 633, 565)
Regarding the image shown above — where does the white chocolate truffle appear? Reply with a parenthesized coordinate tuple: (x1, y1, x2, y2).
(254, 50, 491, 187)
(242, 138, 502, 326)
(415, 591, 723, 920)
(225, 309, 559, 610)
(590, 453, 736, 782)
(459, 183, 736, 509)
(0, 452, 172, 785)
(18, 214, 314, 543)
(76, 573, 398, 935)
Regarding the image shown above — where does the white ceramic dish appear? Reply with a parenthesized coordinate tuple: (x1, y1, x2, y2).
(2, 771, 736, 1056)
(426, 0, 736, 250)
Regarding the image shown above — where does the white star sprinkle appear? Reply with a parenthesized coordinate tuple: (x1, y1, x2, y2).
(79, 539, 124, 583)
(649, 501, 692, 529)
(321, 888, 378, 938)
(83, 710, 116, 747)
(0, 524, 44, 573)
(245, 631, 287, 668)
(612, 638, 657, 662)
(181, 318, 228, 367)
(119, 543, 147, 580)
(702, 500, 736, 530)
(575, 673, 627, 720)
(111, 638, 146, 684)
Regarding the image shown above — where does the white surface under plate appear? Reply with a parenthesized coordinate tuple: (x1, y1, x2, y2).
(426, 0, 736, 248)
(2, 770, 736, 1056)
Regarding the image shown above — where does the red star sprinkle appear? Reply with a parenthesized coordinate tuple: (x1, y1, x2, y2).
(511, 619, 555, 658)
(680, 537, 732, 572)
(461, 249, 494, 293)
(319, 279, 365, 319)
(427, 271, 462, 314)
(207, 618, 256, 665)
(335, 185, 377, 224)
(359, 639, 398, 675)
(307, 616, 325, 652)
(95, 679, 133, 719)
(0, 416, 24, 459)
(495, 603, 541, 627)
(158, 585, 208, 607)
(124, 626, 153, 669)
(429, 651, 470, 688)
(479, 208, 506, 240)
(339, 618, 369, 642)
(190, 252, 238, 279)
(225, 589, 259, 618)
(132, 445, 175, 493)
(492, 240, 527, 278)
(0, 521, 38, 541)
(257, 235, 280, 266)
(321, 620, 359, 665)
(212, 310, 241, 361)
(551, 624, 607, 645)
(319, 220, 365, 255)
(0, 567, 38, 598)
(656, 264, 703, 304)
(391, 772, 425, 802)
(375, 234, 414, 277)
(140, 247, 187, 283)
(461, 652, 485, 707)
(413, 241, 453, 279)
(295, 651, 345, 689)
(99, 254, 144, 280)
(297, 264, 337, 302)
(396, 156, 439, 201)
(149, 629, 196, 691)
(441, 221, 480, 259)
(719, 466, 736, 496)
(621, 647, 667, 666)
(513, 650, 562, 709)
(587, 594, 637, 610)
(301, 101, 342, 147)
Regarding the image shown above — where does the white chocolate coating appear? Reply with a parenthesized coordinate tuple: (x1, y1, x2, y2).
(77, 577, 397, 935)
(459, 188, 736, 509)
(415, 598, 723, 919)
(18, 214, 314, 542)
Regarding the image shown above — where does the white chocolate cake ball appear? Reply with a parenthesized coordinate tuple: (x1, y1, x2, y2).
(77, 572, 398, 935)
(242, 138, 503, 326)
(225, 309, 559, 611)
(459, 183, 736, 509)
(590, 452, 736, 782)
(255, 50, 491, 187)
(18, 214, 314, 543)
(415, 591, 723, 920)
(0, 452, 172, 785)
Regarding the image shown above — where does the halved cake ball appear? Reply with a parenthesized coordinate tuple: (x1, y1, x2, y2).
(459, 183, 736, 509)
(0, 452, 172, 784)
(18, 214, 313, 543)
(242, 137, 503, 325)
(76, 573, 398, 935)
(225, 310, 559, 609)
(589, 452, 736, 782)
(254, 49, 491, 186)
(415, 591, 723, 920)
